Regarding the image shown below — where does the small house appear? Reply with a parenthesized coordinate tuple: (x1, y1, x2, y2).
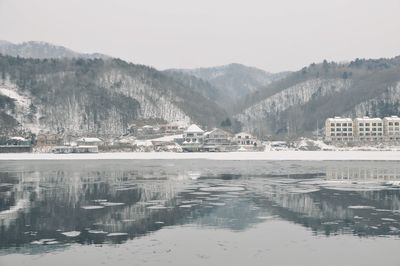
(182, 124, 204, 152)
(234, 132, 259, 146)
(204, 128, 233, 151)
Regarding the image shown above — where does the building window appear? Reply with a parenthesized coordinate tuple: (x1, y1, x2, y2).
(342, 123, 347, 126)
(359, 123, 364, 126)
(372, 123, 376, 126)
(396, 122, 399, 126)
(378, 123, 382, 126)
(330, 123, 335, 127)
(389, 122, 393, 126)
(365, 123, 370, 126)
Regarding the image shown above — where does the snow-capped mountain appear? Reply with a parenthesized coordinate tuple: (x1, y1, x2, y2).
(0, 40, 109, 60)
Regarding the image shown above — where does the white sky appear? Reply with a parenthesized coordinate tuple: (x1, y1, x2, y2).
(0, 0, 399, 72)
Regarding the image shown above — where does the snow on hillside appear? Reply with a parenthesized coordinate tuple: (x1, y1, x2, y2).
(236, 78, 352, 132)
(98, 71, 191, 123)
(0, 81, 43, 134)
(351, 82, 400, 117)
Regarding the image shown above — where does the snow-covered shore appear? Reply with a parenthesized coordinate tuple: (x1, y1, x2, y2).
(0, 151, 399, 161)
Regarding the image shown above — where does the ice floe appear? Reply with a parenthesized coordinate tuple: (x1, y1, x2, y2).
(100, 202, 125, 207)
(199, 186, 245, 192)
(61, 231, 81, 237)
(107, 233, 128, 237)
(81, 205, 105, 210)
(348, 206, 376, 209)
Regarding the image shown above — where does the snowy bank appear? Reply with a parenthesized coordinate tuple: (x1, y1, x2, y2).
(0, 151, 399, 161)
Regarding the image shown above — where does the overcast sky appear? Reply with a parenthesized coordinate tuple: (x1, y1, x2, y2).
(0, 0, 399, 72)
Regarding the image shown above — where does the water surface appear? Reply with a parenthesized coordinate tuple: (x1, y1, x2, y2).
(0, 160, 400, 265)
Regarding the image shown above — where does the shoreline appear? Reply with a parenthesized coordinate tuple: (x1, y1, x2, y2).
(0, 151, 399, 161)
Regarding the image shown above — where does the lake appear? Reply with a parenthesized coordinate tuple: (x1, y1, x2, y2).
(0, 160, 400, 266)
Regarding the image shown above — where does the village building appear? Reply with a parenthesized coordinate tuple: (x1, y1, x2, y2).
(0, 137, 32, 153)
(203, 128, 233, 151)
(234, 132, 260, 146)
(383, 116, 400, 142)
(324, 117, 354, 142)
(182, 124, 204, 152)
(354, 117, 383, 141)
(36, 133, 64, 146)
(160, 121, 188, 134)
(76, 137, 103, 146)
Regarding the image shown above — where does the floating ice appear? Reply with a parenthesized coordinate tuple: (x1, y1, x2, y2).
(155, 221, 164, 224)
(208, 202, 226, 206)
(181, 200, 202, 204)
(375, 209, 393, 212)
(92, 199, 108, 203)
(61, 231, 81, 237)
(381, 218, 397, 222)
(45, 241, 60, 245)
(189, 192, 211, 195)
(81, 205, 105, 210)
(115, 187, 136, 191)
(199, 186, 245, 192)
(348, 206, 376, 209)
(322, 221, 339, 225)
(179, 204, 193, 208)
(88, 230, 108, 234)
(122, 219, 136, 222)
(30, 239, 56, 245)
(100, 202, 125, 207)
(107, 233, 128, 237)
(147, 205, 169, 210)
(257, 215, 277, 220)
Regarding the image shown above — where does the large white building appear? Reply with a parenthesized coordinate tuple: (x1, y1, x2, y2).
(383, 116, 400, 141)
(354, 117, 383, 141)
(325, 116, 400, 142)
(324, 117, 354, 142)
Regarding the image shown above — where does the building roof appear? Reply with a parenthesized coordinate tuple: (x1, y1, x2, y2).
(77, 137, 103, 143)
(354, 117, 383, 121)
(9, 137, 27, 141)
(383, 116, 400, 121)
(185, 124, 204, 133)
(235, 132, 255, 138)
(326, 117, 353, 122)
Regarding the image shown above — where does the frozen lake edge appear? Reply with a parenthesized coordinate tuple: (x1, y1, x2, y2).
(0, 151, 399, 161)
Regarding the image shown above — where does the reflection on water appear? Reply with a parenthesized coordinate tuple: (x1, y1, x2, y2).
(0, 160, 400, 254)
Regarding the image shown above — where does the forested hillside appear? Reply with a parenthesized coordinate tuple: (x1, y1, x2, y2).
(0, 55, 226, 135)
(235, 58, 400, 137)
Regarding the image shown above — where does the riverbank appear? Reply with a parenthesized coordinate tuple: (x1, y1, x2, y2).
(0, 151, 399, 161)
